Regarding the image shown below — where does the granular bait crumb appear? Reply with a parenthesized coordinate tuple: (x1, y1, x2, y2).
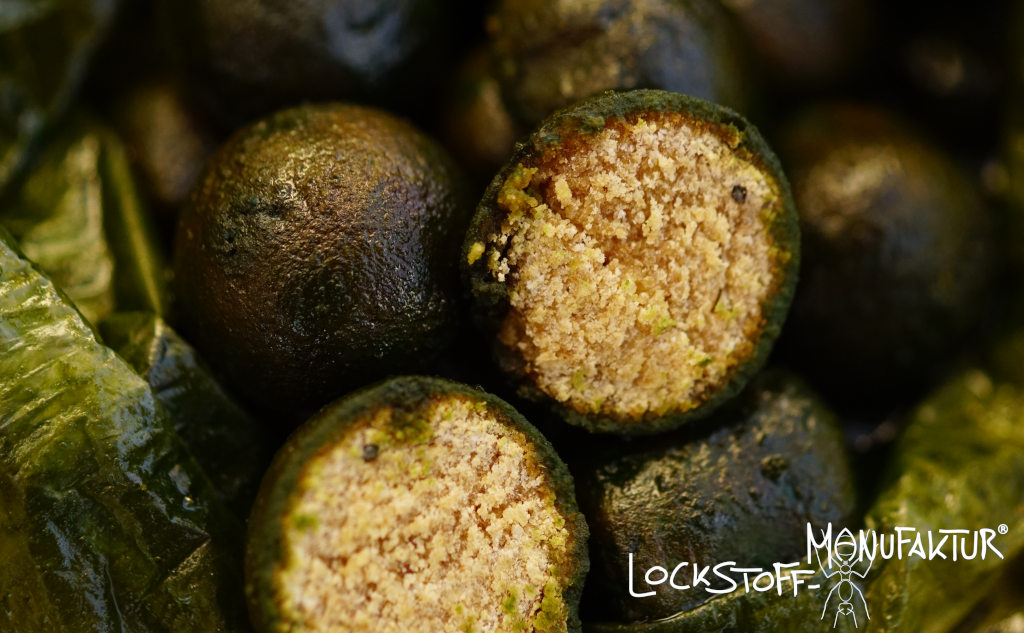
(248, 378, 588, 633)
(484, 109, 785, 424)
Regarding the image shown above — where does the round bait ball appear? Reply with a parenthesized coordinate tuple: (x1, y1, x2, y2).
(463, 90, 799, 434)
(174, 104, 471, 416)
(778, 104, 993, 406)
(488, 0, 752, 127)
(160, 0, 449, 125)
(575, 371, 855, 621)
(245, 376, 590, 633)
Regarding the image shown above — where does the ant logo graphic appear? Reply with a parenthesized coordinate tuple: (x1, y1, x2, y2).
(815, 527, 871, 628)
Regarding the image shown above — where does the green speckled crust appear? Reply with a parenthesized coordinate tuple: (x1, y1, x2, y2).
(174, 104, 472, 417)
(584, 369, 1024, 633)
(577, 371, 855, 621)
(488, 0, 752, 128)
(0, 0, 118, 194)
(462, 89, 800, 435)
(0, 114, 168, 322)
(99, 311, 269, 517)
(778, 104, 993, 407)
(246, 376, 590, 633)
(0, 227, 248, 632)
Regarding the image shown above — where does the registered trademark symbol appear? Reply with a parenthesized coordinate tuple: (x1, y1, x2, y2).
(998, 524, 1009, 535)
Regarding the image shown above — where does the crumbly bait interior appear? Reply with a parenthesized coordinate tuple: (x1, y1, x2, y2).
(277, 398, 576, 633)
(479, 113, 783, 422)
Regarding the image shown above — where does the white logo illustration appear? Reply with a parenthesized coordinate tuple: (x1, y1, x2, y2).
(626, 522, 1008, 630)
(815, 527, 871, 628)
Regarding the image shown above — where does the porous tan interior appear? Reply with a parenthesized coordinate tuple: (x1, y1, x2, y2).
(481, 113, 781, 421)
(277, 398, 575, 633)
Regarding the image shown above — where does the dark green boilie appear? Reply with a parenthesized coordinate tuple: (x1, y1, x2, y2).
(585, 368, 1024, 633)
(778, 104, 993, 407)
(576, 371, 855, 622)
(884, 7, 1006, 159)
(0, 114, 168, 324)
(160, 0, 449, 126)
(463, 90, 799, 434)
(0, 0, 118, 194)
(719, 0, 870, 85)
(174, 103, 472, 418)
(0, 227, 248, 632)
(99, 312, 268, 517)
(487, 0, 751, 129)
(246, 376, 589, 633)
(110, 78, 216, 219)
(441, 48, 521, 185)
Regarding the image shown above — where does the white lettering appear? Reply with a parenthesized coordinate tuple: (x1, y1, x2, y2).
(628, 553, 656, 598)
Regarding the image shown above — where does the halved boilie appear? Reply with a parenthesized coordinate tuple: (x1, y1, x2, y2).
(246, 376, 589, 633)
(464, 90, 799, 434)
